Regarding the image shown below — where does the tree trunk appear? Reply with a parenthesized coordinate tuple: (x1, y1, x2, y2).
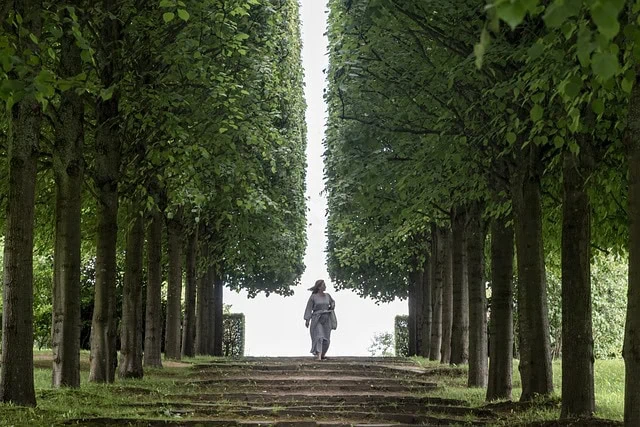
(407, 279, 417, 356)
(420, 254, 432, 359)
(441, 228, 453, 364)
(195, 260, 211, 355)
(412, 269, 425, 357)
(119, 210, 144, 379)
(51, 10, 83, 389)
(143, 211, 163, 368)
(207, 266, 216, 355)
(89, 97, 120, 383)
(89, 0, 121, 383)
(511, 144, 553, 401)
(0, 2, 41, 405)
(213, 275, 224, 356)
(450, 207, 469, 365)
(164, 214, 183, 360)
(181, 228, 198, 358)
(486, 216, 514, 401)
(623, 70, 640, 426)
(430, 225, 444, 361)
(467, 201, 488, 388)
(561, 142, 595, 418)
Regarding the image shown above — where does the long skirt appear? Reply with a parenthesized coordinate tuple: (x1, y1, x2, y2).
(310, 313, 331, 355)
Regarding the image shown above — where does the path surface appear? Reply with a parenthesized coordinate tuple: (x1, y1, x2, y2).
(69, 357, 497, 426)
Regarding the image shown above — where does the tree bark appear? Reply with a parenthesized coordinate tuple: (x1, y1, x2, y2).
(89, 0, 121, 383)
(119, 210, 144, 379)
(207, 265, 216, 355)
(0, 1, 41, 406)
(623, 69, 640, 426)
(440, 228, 453, 364)
(450, 207, 469, 365)
(486, 216, 514, 401)
(195, 261, 211, 355)
(561, 145, 595, 418)
(213, 275, 224, 356)
(407, 280, 417, 356)
(430, 225, 444, 361)
(411, 266, 429, 357)
(164, 213, 183, 360)
(419, 253, 432, 359)
(143, 210, 163, 368)
(89, 96, 120, 383)
(181, 228, 198, 358)
(51, 7, 83, 389)
(511, 144, 553, 401)
(466, 201, 487, 388)
(411, 269, 424, 356)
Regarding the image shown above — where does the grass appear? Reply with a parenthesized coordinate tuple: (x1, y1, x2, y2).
(412, 356, 624, 423)
(1, 351, 214, 426)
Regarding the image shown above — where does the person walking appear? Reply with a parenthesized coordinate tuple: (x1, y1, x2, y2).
(304, 279, 336, 360)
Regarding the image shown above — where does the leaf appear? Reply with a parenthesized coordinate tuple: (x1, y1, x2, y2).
(163, 12, 175, 22)
(474, 28, 490, 69)
(527, 41, 545, 61)
(506, 132, 517, 144)
(591, 51, 619, 80)
(531, 92, 545, 103)
(543, 0, 581, 28)
(591, 98, 605, 115)
(590, 1, 622, 40)
(100, 86, 114, 101)
(57, 79, 74, 91)
(80, 48, 93, 63)
(577, 26, 594, 66)
(177, 9, 190, 21)
(159, 0, 174, 7)
(553, 136, 565, 148)
(496, 1, 527, 29)
(563, 76, 582, 98)
(530, 104, 544, 122)
(569, 107, 581, 132)
(0, 79, 26, 98)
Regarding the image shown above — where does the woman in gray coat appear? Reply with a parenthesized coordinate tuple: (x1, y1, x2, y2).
(304, 279, 335, 360)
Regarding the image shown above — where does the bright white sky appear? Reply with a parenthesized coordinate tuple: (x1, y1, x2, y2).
(224, 0, 408, 357)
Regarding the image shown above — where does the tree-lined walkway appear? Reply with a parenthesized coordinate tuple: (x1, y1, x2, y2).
(66, 357, 496, 426)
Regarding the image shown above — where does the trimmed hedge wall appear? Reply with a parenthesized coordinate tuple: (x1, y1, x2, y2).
(394, 315, 409, 357)
(223, 313, 245, 357)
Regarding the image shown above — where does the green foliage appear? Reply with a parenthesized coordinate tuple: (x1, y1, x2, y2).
(222, 313, 245, 357)
(1, 0, 309, 329)
(325, 3, 630, 379)
(546, 253, 627, 359)
(367, 331, 395, 357)
(325, 0, 485, 300)
(394, 315, 409, 357)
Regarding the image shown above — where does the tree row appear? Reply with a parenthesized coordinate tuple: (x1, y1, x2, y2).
(325, 0, 636, 423)
(0, 0, 306, 406)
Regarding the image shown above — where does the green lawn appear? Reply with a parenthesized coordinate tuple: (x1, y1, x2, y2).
(413, 357, 624, 423)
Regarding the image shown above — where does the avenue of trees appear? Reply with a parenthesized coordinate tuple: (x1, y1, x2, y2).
(0, 0, 306, 406)
(325, 0, 636, 424)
